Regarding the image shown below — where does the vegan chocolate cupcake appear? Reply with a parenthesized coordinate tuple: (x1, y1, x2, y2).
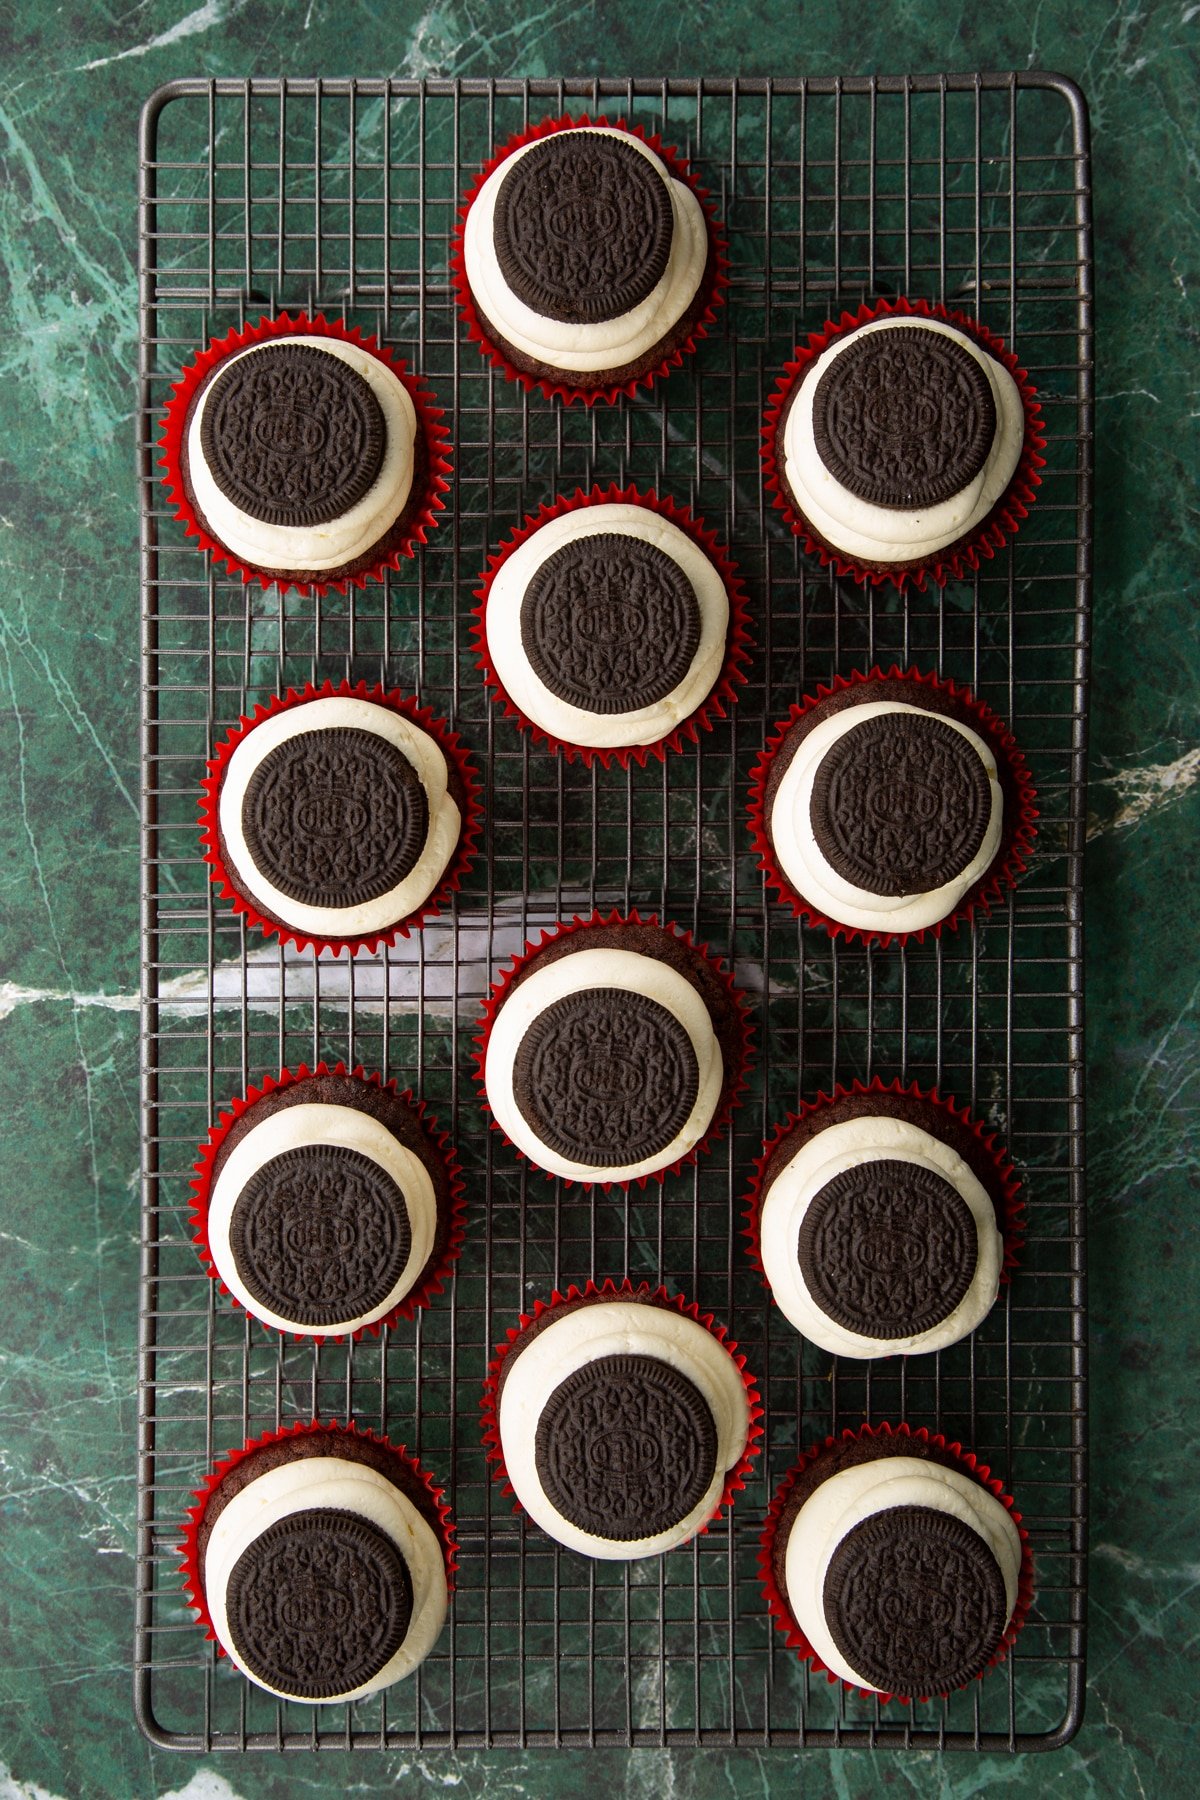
(474, 485, 751, 765)
(181, 1423, 455, 1704)
(748, 667, 1038, 945)
(745, 1081, 1022, 1359)
(200, 680, 480, 954)
(483, 1282, 761, 1560)
(761, 297, 1044, 590)
(159, 312, 450, 594)
(191, 1064, 465, 1339)
(760, 1423, 1033, 1701)
(475, 911, 751, 1188)
(453, 115, 727, 403)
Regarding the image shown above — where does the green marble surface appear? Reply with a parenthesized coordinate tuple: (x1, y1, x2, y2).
(0, 0, 1195, 1794)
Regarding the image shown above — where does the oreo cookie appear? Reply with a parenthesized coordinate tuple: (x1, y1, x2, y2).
(520, 532, 702, 714)
(811, 326, 997, 511)
(493, 132, 674, 325)
(240, 726, 430, 909)
(534, 1352, 718, 1540)
(225, 1506, 413, 1700)
(809, 711, 992, 896)
(199, 343, 386, 527)
(511, 987, 700, 1169)
(822, 1503, 1008, 1695)
(227, 1143, 412, 1329)
(796, 1159, 976, 1339)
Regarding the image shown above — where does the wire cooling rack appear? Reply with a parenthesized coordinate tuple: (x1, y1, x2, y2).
(136, 73, 1091, 1752)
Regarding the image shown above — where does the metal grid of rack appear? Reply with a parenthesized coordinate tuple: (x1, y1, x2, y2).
(136, 74, 1091, 1751)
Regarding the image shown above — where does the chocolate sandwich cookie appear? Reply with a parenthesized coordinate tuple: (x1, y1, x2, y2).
(456, 117, 724, 398)
(748, 1082, 1018, 1359)
(202, 681, 477, 953)
(761, 1425, 1030, 1699)
(476, 490, 749, 762)
(163, 314, 447, 593)
(485, 1284, 759, 1560)
(183, 1424, 454, 1704)
(751, 668, 1037, 943)
(193, 1066, 463, 1337)
(477, 913, 750, 1186)
(761, 297, 1042, 588)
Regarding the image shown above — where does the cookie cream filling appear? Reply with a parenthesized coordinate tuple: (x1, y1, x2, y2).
(498, 1300, 750, 1560)
(782, 317, 1025, 562)
(769, 700, 1003, 934)
(217, 695, 462, 939)
(781, 1455, 1022, 1692)
(485, 503, 730, 748)
(206, 1101, 438, 1335)
(463, 128, 709, 374)
(187, 335, 418, 573)
(758, 1115, 1003, 1357)
(203, 1454, 448, 1702)
(484, 946, 724, 1182)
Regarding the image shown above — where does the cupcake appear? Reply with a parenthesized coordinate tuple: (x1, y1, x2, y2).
(452, 114, 727, 403)
(200, 679, 481, 954)
(181, 1423, 455, 1704)
(748, 667, 1038, 945)
(158, 312, 451, 594)
(474, 911, 752, 1188)
(745, 1080, 1022, 1359)
(191, 1063, 465, 1339)
(761, 297, 1044, 590)
(474, 485, 751, 765)
(482, 1282, 761, 1559)
(760, 1424, 1033, 1701)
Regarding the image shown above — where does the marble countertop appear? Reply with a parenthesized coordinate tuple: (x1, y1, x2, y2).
(0, 1, 1195, 1796)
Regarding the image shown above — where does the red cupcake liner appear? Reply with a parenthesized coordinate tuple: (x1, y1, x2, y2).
(180, 1418, 458, 1652)
(157, 311, 452, 597)
(199, 677, 482, 956)
(747, 665, 1039, 948)
(760, 295, 1046, 592)
(472, 482, 753, 768)
(758, 1420, 1035, 1704)
(472, 908, 754, 1190)
(481, 1278, 763, 1534)
(450, 113, 729, 406)
(189, 1061, 467, 1340)
(742, 1077, 1025, 1298)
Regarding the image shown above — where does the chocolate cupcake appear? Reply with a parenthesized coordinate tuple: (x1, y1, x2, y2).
(191, 1064, 465, 1339)
(748, 667, 1038, 945)
(760, 1424, 1032, 1701)
(453, 115, 727, 403)
(483, 1282, 761, 1560)
(159, 313, 450, 594)
(475, 485, 750, 764)
(761, 297, 1044, 590)
(200, 679, 480, 954)
(181, 1423, 455, 1704)
(475, 911, 751, 1187)
(745, 1081, 1022, 1359)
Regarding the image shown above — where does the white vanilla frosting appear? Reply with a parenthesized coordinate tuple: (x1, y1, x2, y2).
(758, 1114, 1003, 1357)
(217, 694, 462, 940)
(188, 334, 418, 573)
(781, 1454, 1022, 1691)
(206, 1101, 439, 1336)
(782, 317, 1025, 562)
(463, 127, 709, 374)
(498, 1300, 750, 1560)
(203, 1453, 448, 1703)
(768, 700, 1003, 934)
(484, 502, 731, 749)
(484, 945, 724, 1182)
